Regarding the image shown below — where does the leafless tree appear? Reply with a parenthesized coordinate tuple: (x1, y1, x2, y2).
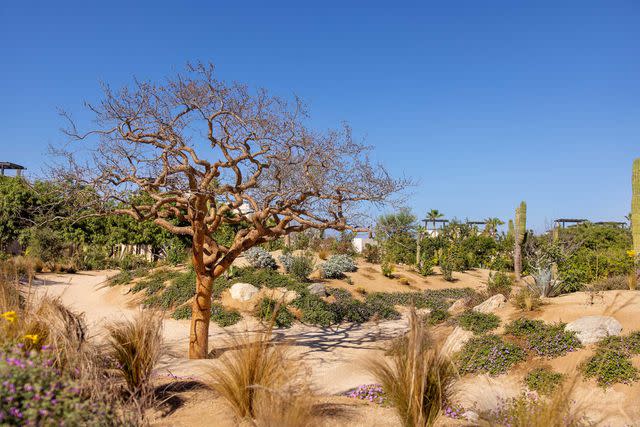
(55, 63, 408, 358)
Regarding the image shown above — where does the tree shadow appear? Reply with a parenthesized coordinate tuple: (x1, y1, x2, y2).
(154, 380, 211, 416)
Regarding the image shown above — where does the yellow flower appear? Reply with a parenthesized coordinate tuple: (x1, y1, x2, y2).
(1, 311, 17, 323)
(628, 250, 636, 258)
(23, 334, 39, 344)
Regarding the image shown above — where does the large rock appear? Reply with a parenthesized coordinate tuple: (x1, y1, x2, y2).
(264, 287, 300, 304)
(307, 283, 327, 297)
(229, 282, 260, 302)
(442, 326, 474, 356)
(472, 294, 507, 314)
(447, 299, 467, 315)
(565, 316, 623, 345)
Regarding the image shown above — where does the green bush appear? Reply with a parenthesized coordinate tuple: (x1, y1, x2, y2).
(171, 305, 192, 320)
(457, 334, 525, 375)
(293, 293, 337, 327)
(289, 253, 315, 281)
(505, 318, 582, 358)
(320, 254, 357, 279)
(439, 256, 454, 281)
(244, 247, 277, 269)
(143, 268, 196, 309)
(425, 308, 450, 325)
(255, 297, 295, 328)
(487, 271, 513, 297)
(525, 367, 564, 395)
(362, 243, 381, 264)
(366, 288, 477, 312)
(211, 303, 242, 327)
(457, 310, 500, 334)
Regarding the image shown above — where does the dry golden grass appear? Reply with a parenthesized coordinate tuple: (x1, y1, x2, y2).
(106, 310, 164, 398)
(367, 308, 456, 427)
(209, 325, 311, 423)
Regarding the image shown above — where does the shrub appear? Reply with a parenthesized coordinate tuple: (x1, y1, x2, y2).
(440, 258, 454, 281)
(143, 268, 196, 309)
(227, 266, 300, 290)
(106, 310, 164, 397)
(487, 271, 513, 297)
(244, 247, 277, 270)
(320, 254, 357, 279)
(419, 257, 436, 276)
(0, 345, 119, 426)
(318, 249, 330, 260)
(398, 277, 410, 286)
(362, 243, 381, 264)
(589, 274, 629, 292)
(425, 308, 450, 325)
(512, 287, 542, 311)
(525, 367, 564, 395)
(211, 303, 242, 327)
(457, 310, 500, 334)
(505, 318, 582, 358)
(288, 253, 315, 281)
(381, 261, 394, 278)
(255, 297, 295, 328)
(366, 309, 455, 427)
(457, 334, 525, 375)
(366, 288, 478, 312)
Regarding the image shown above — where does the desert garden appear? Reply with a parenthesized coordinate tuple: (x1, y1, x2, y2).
(2, 65, 640, 427)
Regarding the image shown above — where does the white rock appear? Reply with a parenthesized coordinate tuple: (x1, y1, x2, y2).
(447, 299, 467, 315)
(229, 282, 260, 302)
(416, 308, 432, 317)
(307, 283, 327, 297)
(442, 326, 474, 356)
(565, 315, 623, 345)
(264, 287, 300, 304)
(463, 410, 479, 423)
(472, 294, 507, 313)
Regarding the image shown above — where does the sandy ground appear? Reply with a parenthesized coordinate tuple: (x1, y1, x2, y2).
(31, 264, 640, 426)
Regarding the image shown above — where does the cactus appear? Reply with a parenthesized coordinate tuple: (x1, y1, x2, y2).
(633, 159, 640, 255)
(514, 201, 527, 281)
(507, 219, 514, 238)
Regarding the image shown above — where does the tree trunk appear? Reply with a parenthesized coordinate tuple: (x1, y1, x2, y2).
(415, 230, 422, 269)
(514, 240, 522, 282)
(189, 270, 213, 359)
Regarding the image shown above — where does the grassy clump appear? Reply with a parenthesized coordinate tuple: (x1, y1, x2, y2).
(505, 318, 582, 358)
(525, 367, 564, 395)
(456, 310, 500, 334)
(130, 269, 182, 295)
(512, 287, 542, 312)
(255, 297, 295, 328)
(367, 309, 456, 427)
(457, 334, 525, 376)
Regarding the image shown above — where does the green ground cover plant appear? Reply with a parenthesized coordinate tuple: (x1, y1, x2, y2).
(456, 310, 501, 334)
(505, 318, 582, 358)
(457, 334, 525, 375)
(525, 367, 565, 395)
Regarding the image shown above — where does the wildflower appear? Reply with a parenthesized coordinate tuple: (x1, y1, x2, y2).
(627, 250, 636, 257)
(23, 334, 39, 344)
(1, 311, 17, 323)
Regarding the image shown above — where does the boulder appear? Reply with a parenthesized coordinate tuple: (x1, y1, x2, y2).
(447, 299, 467, 315)
(264, 287, 300, 304)
(307, 283, 327, 297)
(442, 326, 474, 356)
(472, 294, 507, 314)
(565, 315, 623, 345)
(229, 282, 260, 302)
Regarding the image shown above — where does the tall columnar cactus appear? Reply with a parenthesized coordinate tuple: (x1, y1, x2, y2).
(633, 159, 640, 256)
(514, 201, 527, 281)
(507, 219, 514, 238)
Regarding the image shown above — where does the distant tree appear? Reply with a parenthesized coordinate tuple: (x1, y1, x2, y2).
(426, 209, 444, 231)
(484, 217, 504, 238)
(55, 63, 407, 359)
(375, 208, 417, 264)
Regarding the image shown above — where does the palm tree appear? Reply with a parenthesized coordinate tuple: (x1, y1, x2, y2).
(484, 217, 504, 238)
(426, 209, 444, 232)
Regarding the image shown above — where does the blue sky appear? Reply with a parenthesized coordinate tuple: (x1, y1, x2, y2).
(1, 1, 638, 231)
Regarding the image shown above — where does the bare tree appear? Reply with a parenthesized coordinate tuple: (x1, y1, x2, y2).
(55, 63, 407, 358)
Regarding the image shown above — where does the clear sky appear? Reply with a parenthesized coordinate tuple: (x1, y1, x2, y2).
(1, 1, 638, 231)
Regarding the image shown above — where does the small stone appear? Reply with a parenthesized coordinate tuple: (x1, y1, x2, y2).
(307, 283, 327, 297)
(565, 315, 623, 345)
(229, 282, 260, 302)
(472, 294, 507, 313)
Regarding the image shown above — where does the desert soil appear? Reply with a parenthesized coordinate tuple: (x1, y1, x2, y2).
(31, 262, 640, 426)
